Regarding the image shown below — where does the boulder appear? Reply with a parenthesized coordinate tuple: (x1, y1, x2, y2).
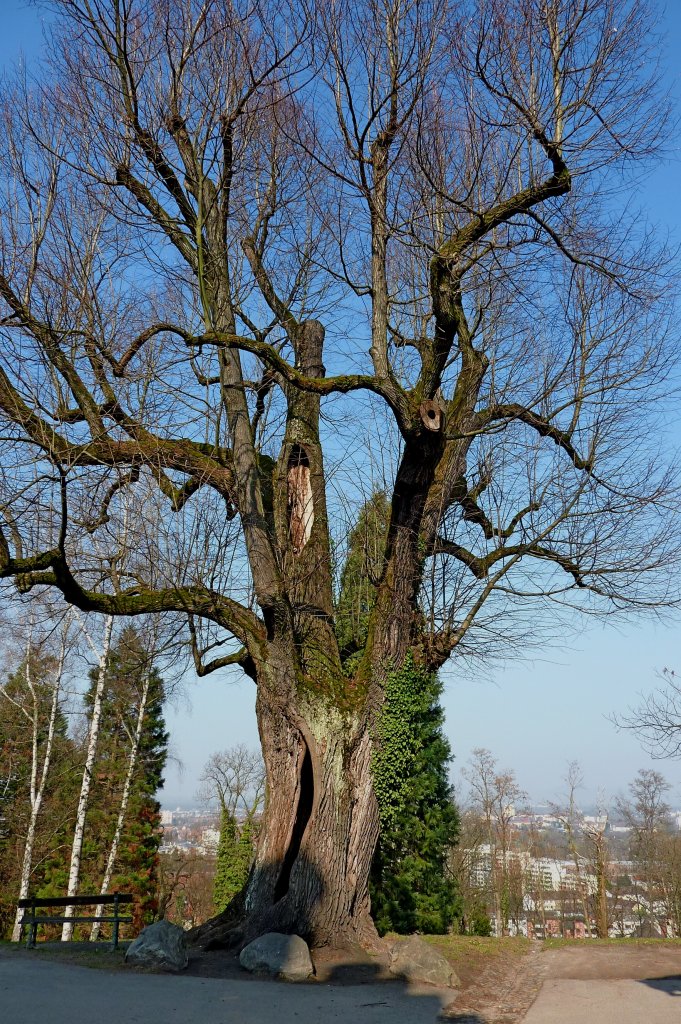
(389, 935, 460, 988)
(239, 932, 314, 981)
(125, 919, 188, 972)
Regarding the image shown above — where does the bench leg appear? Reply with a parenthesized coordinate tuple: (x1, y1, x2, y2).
(26, 922, 37, 949)
(111, 918, 119, 950)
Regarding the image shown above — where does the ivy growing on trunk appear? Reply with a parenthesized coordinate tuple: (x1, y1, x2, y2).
(370, 656, 461, 935)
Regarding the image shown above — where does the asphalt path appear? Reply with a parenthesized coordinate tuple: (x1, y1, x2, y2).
(523, 976, 681, 1023)
(0, 954, 453, 1024)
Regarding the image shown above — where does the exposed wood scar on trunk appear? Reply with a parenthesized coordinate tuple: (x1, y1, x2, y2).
(287, 444, 314, 554)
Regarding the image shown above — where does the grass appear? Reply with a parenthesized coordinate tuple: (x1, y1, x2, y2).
(542, 935, 681, 950)
(418, 934, 534, 986)
(4, 931, 681, 979)
(423, 935, 533, 959)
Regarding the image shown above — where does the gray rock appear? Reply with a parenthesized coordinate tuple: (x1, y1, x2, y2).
(239, 932, 314, 981)
(125, 919, 188, 972)
(389, 935, 460, 988)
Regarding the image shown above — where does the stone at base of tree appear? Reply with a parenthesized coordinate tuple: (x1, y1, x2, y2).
(125, 919, 189, 972)
(239, 932, 314, 981)
(388, 935, 460, 988)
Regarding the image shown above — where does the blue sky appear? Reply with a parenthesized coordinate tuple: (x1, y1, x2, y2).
(2, 1, 681, 810)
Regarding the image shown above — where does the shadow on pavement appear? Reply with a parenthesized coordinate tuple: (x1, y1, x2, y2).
(638, 976, 681, 996)
(0, 945, 471, 1024)
(326, 960, 481, 1022)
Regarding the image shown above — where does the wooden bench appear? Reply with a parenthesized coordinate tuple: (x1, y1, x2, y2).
(18, 893, 133, 949)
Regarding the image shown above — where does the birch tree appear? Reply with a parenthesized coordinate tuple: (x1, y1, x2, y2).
(88, 665, 150, 941)
(61, 614, 114, 941)
(87, 623, 168, 937)
(2, 614, 70, 941)
(0, 0, 678, 948)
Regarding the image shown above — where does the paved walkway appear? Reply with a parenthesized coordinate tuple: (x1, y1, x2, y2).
(523, 976, 681, 1023)
(518, 946, 681, 1024)
(0, 955, 452, 1024)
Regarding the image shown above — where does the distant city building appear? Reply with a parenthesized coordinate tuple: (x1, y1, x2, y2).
(200, 828, 220, 853)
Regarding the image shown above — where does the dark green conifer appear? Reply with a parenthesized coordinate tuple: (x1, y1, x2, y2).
(370, 657, 461, 934)
(213, 808, 255, 912)
(335, 491, 390, 672)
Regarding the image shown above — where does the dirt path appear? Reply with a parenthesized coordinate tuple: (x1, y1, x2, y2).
(442, 942, 681, 1023)
(539, 943, 681, 982)
(441, 941, 547, 1022)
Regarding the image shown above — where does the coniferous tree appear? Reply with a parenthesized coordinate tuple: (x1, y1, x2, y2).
(0, 642, 77, 939)
(337, 498, 461, 934)
(199, 746, 265, 915)
(81, 627, 168, 931)
(335, 492, 390, 674)
(370, 657, 461, 935)
(213, 808, 256, 912)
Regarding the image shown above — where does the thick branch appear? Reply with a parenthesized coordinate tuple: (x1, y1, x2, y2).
(474, 403, 593, 471)
(434, 534, 588, 586)
(0, 533, 264, 650)
(115, 166, 196, 268)
(187, 616, 251, 676)
(436, 156, 570, 264)
(189, 331, 412, 424)
(0, 364, 235, 501)
(97, 323, 191, 377)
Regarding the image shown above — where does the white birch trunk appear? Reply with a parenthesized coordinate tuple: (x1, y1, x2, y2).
(10, 632, 67, 942)
(61, 614, 114, 941)
(90, 672, 150, 941)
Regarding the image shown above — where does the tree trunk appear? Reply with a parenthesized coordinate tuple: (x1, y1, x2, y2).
(191, 665, 379, 950)
(90, 671, 150, 942)
(586, 829, 610, 939)
(11, 636, 66, 942)
(62, 615, 113, 941)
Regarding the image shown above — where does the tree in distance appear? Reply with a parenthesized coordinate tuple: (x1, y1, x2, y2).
(616, 670, 681, 760)
(0, 0, 678, 947)
(462, 748, 527, 936)
(198, 746, 265, 915)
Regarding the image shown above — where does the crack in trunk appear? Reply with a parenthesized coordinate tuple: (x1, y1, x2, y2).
(274, 738, 314, 902)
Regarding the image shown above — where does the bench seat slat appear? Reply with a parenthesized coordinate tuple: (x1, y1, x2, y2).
(19, 921, 131, 929)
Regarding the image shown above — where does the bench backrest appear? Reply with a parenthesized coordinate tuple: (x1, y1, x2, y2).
(18, 893, 133, 909)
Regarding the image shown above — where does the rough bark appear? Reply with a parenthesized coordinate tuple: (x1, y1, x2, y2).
(0, 0, 673, 955)
(192, 658, 379, 950)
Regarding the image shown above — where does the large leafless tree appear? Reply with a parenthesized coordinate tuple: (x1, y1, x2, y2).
(0, 0, 678, 948)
